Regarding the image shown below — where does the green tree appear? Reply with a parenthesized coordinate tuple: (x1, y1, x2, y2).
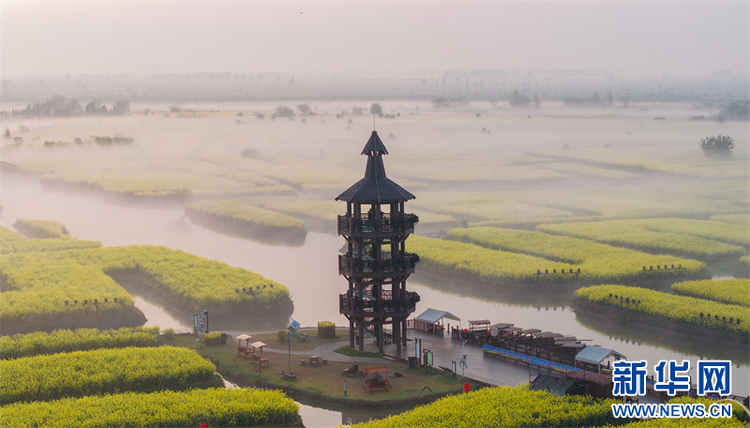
(296, 103, 311, 115)
(509, 91, 530, 107)
(167, 188, 192, 209)
(370, 103, 383, 115)
(700, 135, 734, 159)
(274, 105, 295, 118)
(113, 99, 130, 115)
(3, 128, 11, 139)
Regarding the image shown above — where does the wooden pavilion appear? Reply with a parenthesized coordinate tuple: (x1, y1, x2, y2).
(336, 131, 421, 353)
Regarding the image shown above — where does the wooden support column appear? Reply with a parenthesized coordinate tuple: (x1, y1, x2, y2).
(358, 322, 365, 352)
(349, 319, 355, 348)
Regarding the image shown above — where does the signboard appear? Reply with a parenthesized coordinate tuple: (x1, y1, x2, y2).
(289, 320, 300, 332)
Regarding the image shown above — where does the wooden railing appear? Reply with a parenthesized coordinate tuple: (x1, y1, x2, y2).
(338, 213, 419, 235)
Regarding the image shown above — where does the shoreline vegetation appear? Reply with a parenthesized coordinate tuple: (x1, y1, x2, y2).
(186, 203, 307, 246)
(574, 284, 749, 343)
(0, 222, 294, 335)
(408, 229, 707, 286)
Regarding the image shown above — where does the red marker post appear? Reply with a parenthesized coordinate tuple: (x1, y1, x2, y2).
(464, 382, 470, 393)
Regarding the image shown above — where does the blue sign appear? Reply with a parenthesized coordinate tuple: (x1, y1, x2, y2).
(289, 320, 300, 332)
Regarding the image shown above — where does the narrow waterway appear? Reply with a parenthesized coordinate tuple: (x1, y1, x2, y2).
(2, 176, 748, 409)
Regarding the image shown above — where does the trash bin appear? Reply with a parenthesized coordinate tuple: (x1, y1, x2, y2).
(408, 357, 417, 369)
(220, 333, 227, 345)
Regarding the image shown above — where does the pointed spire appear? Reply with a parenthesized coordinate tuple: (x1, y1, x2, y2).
(361, 130, 389, 156)
(336, 131, 414, 203)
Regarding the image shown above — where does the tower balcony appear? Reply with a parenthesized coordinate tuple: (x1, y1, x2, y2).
(339, 291, 420, 319)
(339, 253, 419, 278)
(337, 213, 418, 237)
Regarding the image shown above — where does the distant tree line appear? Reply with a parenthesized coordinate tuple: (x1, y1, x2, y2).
(7, 95, 130, 117)
(431, 97, 469, 108)
(562, 91, 614, 107)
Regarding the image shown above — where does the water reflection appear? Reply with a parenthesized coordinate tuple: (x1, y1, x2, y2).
(575, 312, 750, 365)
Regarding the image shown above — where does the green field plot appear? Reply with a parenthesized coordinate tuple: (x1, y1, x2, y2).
(710, 214, 750, 225)
(1, 226, 101, 254)
(0, 388, 300, 428)
(409, 180, 747, 229)
(351, 384, 621, 428)
(1, 227, 293, 331)
(0, 326, 160, 360)
(0, 346, 216, 405)
(410, 191, 577, 225)
(41, 168, 289, 196)
(532, 146, 749, 179)
(671, 279, 750, 307)
(408, 229, 704, 285)
(575, 285, 749, 339)
(13, 218, 69, 238)
(537, 218, 748, 259)
(1, 245, 292, 328)
(190, 198, 305, 231)
(542, 162, 642, 179)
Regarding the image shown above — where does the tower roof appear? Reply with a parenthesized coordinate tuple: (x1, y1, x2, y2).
(336, 131, 415, 204)
(361, 130, 389, 156)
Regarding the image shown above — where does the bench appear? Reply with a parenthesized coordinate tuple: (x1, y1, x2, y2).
(297, 333, 308, 341)
(281, 370, 296, 380)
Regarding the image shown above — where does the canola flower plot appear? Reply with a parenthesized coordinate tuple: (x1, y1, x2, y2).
(0, 245, 292, 330)
(351, 384, 622, 428)
(13, 218, 69, 238)
(412, 228, 705, 285)
(0, 251, 138, 329)
(709, 214, 750, 226)
(537, 218, 748, 259)
(618, 396, 747, 428)
(189, 198, 305, 231)
(671, 279, 750, 307)
(0, 387, 300, 428)
(542, 162, 642, 179)
(0, 346, 216, 405)
(574, 285, 749, 339)
(1, 226, 101, 254)
(0, 326, 160, 360)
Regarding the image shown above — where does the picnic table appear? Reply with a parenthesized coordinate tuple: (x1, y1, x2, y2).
(236, 334, 253, 358)
(309, 355, 320, 366)
(249, 341, 269, 367)
(364, 367, 390, 394)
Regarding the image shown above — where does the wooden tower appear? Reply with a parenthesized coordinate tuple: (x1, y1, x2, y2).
(336, 130, 420, 353)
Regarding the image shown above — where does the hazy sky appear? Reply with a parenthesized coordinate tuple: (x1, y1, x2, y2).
(2, 1, 748, 78)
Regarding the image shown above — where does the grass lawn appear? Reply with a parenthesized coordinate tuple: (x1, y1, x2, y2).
(244, 328, 348, 353)
(170, 334, 474, 403)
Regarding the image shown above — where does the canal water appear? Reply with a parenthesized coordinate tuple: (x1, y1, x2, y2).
(2, 176, 748, 425)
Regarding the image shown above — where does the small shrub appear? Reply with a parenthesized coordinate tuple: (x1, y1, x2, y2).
(277, 330, 288, 341)
(318, 321, 336, 338)
(164, 328, 175, 341)
(205, 332, 221, 346)
(240, 147, 259, 159)
(700, 135, 734, 159)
